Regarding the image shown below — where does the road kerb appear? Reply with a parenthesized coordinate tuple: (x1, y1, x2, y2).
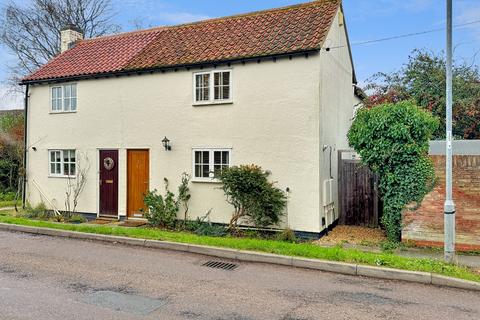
(1, 222, 479, 291)
(187, 244, 239, 260)
(292, 257, 357, 276)
(106, 235, 147, 247)
(235, 250, 293, 266)
(431, 274, 480, 291)
(36, 227, 75, 238)
(144, 239, 190, 252)
(357, 264, 432, 284)
(2, 223, 39, 234)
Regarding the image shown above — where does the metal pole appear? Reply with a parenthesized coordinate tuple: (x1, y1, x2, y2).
(444, 0, 455, 263)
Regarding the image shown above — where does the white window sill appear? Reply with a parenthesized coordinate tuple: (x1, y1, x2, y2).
(191, 178, 222, 184)
(192, 100, 233, 107)
(48, 175, 76, 179)
(49, 111, 77, 114)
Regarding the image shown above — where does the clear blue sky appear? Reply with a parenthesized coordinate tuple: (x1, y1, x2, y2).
(1, 0, 479, 109)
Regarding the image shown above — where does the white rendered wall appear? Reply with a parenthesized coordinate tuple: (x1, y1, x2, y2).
(318, 8, 357, 229)
(26, 55, 324, 233)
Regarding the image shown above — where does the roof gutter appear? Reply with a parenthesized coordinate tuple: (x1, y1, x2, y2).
(20, 49, 320, 85)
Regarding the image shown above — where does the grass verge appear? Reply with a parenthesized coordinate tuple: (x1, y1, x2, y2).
(0, 212, 478, 282)
(0, 200, 17, 208)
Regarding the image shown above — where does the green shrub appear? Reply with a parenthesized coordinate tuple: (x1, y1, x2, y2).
(23, 202, 52, 220)
(277, 228, 297, 243)
(144, 178, 179, 228)
(69, 214, 86, 224)
(216, 164, 287, 230)
(194, 222, 228, 237)
(348, 101, 439, 242)
(0, 192, 16, 201)
(381, 241, 399, 252)
(184, 210, 227, 237)
(242, 229, 260, 238)
(144, 173, 192, 229)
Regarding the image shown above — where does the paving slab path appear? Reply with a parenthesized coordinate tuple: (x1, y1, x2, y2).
(0, 229, 479, 320)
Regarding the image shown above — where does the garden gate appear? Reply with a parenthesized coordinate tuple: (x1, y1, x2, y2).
(338, 150, 381, 227)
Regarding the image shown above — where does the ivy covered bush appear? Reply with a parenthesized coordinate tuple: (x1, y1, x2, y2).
(348, 101, 439, 241)
(216, 164, 287, 230)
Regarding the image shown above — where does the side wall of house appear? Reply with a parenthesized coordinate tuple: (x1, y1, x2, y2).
(26, 56, 322, 233)
(318, 8, 356, 229)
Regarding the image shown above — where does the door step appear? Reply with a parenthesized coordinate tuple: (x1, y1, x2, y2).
(97, 215, 118, 221)
(91, 214, 118, 225)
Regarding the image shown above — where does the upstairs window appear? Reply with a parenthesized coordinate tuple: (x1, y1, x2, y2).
(49, 149, 76, 177)
(214, 71, 230, 100)
(51, 87, 63, 111)
(192, 148, 231, 181)
(193, 70, 231, 104)
(51, 84, 77, 112)
(195, 73, 210, 102)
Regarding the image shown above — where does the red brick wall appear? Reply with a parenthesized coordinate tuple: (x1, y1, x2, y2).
(402, 155, 480, 251)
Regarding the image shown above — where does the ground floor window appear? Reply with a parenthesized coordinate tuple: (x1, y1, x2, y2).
(49, 149, 76, 177)
(192, 148, 231, 181)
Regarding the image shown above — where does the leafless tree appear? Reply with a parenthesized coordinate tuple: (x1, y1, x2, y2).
(128, 17, 154, 31)
(0, 0, 120, 85)
(64, 152, 90, 218)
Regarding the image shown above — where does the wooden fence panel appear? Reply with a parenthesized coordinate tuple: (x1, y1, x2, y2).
(338, 151, 381, 227)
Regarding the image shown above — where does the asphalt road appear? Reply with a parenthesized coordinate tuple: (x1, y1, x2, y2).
(0, 230, 479, 320)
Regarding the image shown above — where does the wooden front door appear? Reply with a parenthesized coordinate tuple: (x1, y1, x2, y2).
(127, 150, 149, 218)
(99, 150, 119, 216)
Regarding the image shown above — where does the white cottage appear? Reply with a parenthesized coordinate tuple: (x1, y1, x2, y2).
(21, 0, 359, 238)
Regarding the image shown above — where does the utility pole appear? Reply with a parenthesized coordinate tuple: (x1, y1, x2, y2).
(444, 0, 455, 263)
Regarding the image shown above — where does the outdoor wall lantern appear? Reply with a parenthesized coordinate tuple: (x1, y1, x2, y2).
(162, 136, 172, 151)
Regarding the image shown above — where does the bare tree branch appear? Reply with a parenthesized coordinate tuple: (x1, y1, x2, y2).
(65, 151, 90, 218)
(0, 0, 120, 82)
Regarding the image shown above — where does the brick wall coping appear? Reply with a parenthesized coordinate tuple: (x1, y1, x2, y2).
(430, 140, 480, 155)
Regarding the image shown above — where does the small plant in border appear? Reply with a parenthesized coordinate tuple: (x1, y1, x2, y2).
(143, 172, 192, 228)
(186, 209, 228, 237)
(144, 178, 179, 228)
(177, 172, 191, 227)
(23, 202, 52, 220)
(69, 214, 87, 224)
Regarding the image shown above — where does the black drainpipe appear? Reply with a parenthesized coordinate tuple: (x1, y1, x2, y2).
(22, 84, 29, 209)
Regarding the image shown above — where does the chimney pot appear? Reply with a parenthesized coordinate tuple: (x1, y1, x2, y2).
(60, 24, 83, 53)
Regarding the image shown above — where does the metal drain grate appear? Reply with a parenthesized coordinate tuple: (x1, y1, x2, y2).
(202, 260, 238, 271)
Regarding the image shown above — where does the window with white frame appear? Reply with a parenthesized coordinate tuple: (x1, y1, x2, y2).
(193, 149, 231, 180)
(51, 84, 77, 112)
(51, 87, 63, 111)
(194, 70, 231, 104)
(214, 71, 230, 101)
(49, 150, 76, 176)
(195, 73, 210, 102)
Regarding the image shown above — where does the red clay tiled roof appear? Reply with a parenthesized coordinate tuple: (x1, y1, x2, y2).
(23, 0, 340, 83)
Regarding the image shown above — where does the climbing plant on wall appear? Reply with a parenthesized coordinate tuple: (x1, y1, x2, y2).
(348, 101, 439, 241)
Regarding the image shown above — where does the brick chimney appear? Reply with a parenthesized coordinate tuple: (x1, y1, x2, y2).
(60, 24, 83, 53)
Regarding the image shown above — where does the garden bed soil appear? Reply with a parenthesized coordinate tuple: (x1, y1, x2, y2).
(316, 225, 386, 246)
